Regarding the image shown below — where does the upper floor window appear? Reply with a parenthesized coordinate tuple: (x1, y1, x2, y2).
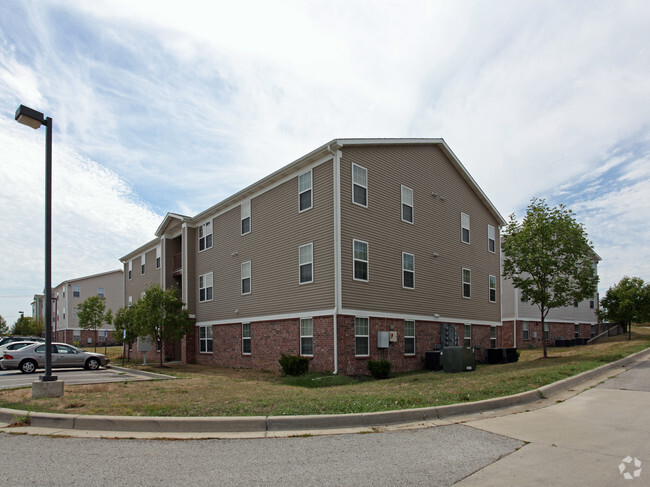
(300, 318, 313, 356)
(241, 261, 251, 295)
(299, 243, 313, 284)
(199, 221, 213, 251)
(128, 261, 132, 280)
(241, 201, 251, 235)
(590, 300, 595, 309)
(299, 170, 312, 212)
(72, 285, 80, 298)
(488, 225, 496, 253)
(156, 246, 161, 269)
(141, 253, 146, 275)
(462, 268, 471, 299)
(353, 240, 369, 281)
(199, 272, 213, 302)
(402, 252, 414, 289)
(401, 185, 413, 223)
(404, 320, 415, 355)
(489, 275, 497, 303)
(97, 287, 105, 299)
(461, 213, 470, 244)
(574, 299, 579, 308)
(352, 163, 368, 207)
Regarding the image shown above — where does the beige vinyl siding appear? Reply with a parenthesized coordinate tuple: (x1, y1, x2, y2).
(124, 247, 161, 305)
(194, 160, 335, 322)
(185, 225, 197, 314)
(340, 144, 501, 322)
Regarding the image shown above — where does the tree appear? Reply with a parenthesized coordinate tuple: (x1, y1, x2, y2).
(599, 276, 650, 340)
(77, 296, 113, 351)
(11, 315, 44, 336)
(112, 304, 139, 361)
(502, 198, 599, 358)
(0, 314, 8, 335)
(133, 285, 191, 367)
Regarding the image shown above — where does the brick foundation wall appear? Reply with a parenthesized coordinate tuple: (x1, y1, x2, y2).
(509, 320, 597, 349)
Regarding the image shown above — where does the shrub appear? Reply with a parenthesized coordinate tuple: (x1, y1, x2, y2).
(279, 354, 310, 376)
(367, 359, 391, 380)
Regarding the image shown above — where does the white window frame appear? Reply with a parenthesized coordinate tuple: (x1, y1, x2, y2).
(141, 253, 146, 275)
(97, 287, 105, 299)
(401, 185, 413, 223)
(544, 322, 549, 340)
(355, 317, 369, 357)
(242, 323, 251, 355)
(404, 320, 415, 356)
(300, 318, 313, 356)
(241, 201, 251, 235)
(128, 261, 132, 280)
(489, 275, 497, 303)
(523, 321, 529, 340)
(353, 239, 369, 282)
(241, 261, 251, 295)
(574, 324, 580, 338)
(72, 285, 80, 298)
(352, 163, 368, 207)
(491, 325, 497, 348)
(402, 252, 415, 289)
(462, 268, 471, 299)
(461, 213, 470, 244)
(488, 224, 496, 253)
(128, 296, 133, 307)
(199, 221, 213, 252)
(299, 243, 313, 284)
(199, 272, 213, 303)
(464, 324, 472, 347)
(156, 246, 161, 269)
(298, 170, 313, 212)
(199, 325, 213, 353)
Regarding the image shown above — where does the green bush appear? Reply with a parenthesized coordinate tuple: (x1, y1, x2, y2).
(279, 354, 310, 376)
(367, 359, 391, 380)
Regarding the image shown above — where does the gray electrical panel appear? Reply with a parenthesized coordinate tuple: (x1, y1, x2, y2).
(377, 331, 389, 349)
(441, 323, 459, 348)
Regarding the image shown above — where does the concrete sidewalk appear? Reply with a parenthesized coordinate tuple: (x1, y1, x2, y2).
(0, 348, 648, 440)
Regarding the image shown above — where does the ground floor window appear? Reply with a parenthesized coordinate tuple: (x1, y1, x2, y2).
(544, 322, 549, 341)
(464, 324, 471, 347)
(199, 325, 213, 353)
(300, 318, 313, 356)
(522, 321, 529, 340)
(490, 325, 497, 348)
(591, 325, 595, 338)
(574, 324, 580, 338)
(242, 323, 251, 354)
(355, 317, 369, 356)
(404, 320, 415, 355)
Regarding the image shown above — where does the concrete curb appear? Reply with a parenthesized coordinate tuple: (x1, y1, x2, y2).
(107, 365, 177, 380)
(1, 347, 648, 434)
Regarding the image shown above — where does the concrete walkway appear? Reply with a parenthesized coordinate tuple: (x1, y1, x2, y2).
(1, 348, 648, 441)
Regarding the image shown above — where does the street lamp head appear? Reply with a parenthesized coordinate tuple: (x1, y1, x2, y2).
(15, 104, 46, 129)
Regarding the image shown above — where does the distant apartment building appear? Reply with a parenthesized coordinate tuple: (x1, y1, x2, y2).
(122, 138, 507, 374)
(51, 270, 124, 345)
(31, 294, 44, 323)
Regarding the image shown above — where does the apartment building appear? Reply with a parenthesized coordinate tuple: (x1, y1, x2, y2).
(121, 139, 506, 374)
(51, 270, 124, 345)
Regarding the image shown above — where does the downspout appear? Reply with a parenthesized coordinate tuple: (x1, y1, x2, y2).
(328, 143, 341, 374)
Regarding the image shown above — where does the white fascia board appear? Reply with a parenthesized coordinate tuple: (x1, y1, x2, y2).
(120, 237, 160, 262)
(340, 308, 502, 327)
(195, 308, 337, 327)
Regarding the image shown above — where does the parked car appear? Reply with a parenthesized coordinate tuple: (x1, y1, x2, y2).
(0, 342, 110, 374)
(0, 341, 39, 370)
(0, 336, 45, 348)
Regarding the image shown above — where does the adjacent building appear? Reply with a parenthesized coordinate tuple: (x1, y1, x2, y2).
(122, 138, 507, 374)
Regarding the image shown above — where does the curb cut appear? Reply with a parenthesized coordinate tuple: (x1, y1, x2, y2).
(1, 347, 648, 434)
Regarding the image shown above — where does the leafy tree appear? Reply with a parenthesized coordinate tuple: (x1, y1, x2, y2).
(133, 285, 191, 367)
(10, 315, 44, 336)
(599, 276, 650, 340)
(77, 296, 113, 351)
(502, 198, 599, 358)
(112, 304, 139, 361)
(0, 314, 8, 335)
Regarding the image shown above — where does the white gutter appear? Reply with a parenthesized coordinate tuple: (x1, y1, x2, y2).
(328, 143, 342, 375)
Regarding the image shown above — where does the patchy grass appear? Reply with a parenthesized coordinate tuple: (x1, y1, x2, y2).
(1, 326, 648, 417)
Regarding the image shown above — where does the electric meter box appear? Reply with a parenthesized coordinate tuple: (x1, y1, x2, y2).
(377, 331, 389, 349)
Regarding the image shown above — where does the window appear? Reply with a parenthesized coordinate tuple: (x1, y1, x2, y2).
(199, 272, 213, 302)
(300, 318, 313, 356)
(462, 268, 471, 298)
(199, 325, 213, 353)
(491, 325, 497, 348)
(299, 243, 313, 284)
(299, 170, 312, 212)
(544, 322, 549, 340)
(574, 324, 580, 338)
(242, 323, 251, 354)
(591, 325, 595, 338)
(404, 320, 415, 355)
(353, 240, 369, 281)
(156, 246, 161, 269)
(128, 261, 132, 280)
(73, 307, 79, 318)
(241, 201, 251, 235)
(590, 300, 595, 309)
(128, 296, 132, 306)
(402, 252, 414, 289)
(355, 317, 369, 356)
(523, 321, 529, 340)
(574, 299, 579, 308)
(352, 163, 368, 207)
(97, 287, 105, 299)
(489, 275, 497, 303)
(521, 293, 529, 303)
(461, 212, 470, 244)
(141, 253, 146, 275)
(73, 285, 80, 298)
(464, 324, 472, 347)
(73, 333, 80, 343)
(241, 262, 251, 295)
(488, 225, 496, 253)
(199, 221, 213, 251)
(401, 185, 413, 223)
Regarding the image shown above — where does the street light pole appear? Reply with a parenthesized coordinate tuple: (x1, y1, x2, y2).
(15, 104, 57, 383)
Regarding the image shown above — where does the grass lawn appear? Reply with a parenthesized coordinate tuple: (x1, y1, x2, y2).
(1, 326, 648, 417)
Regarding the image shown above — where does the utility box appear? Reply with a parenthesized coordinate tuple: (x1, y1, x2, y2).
(441, 346, 476, 373)
(425, 351, 442, 371)
(137, 336, 153, 352)
(389, 331, 397, 342)
(377, 331, 389, 349)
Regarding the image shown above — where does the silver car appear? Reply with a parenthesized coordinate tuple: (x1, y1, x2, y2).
(0, 342, 110, 374)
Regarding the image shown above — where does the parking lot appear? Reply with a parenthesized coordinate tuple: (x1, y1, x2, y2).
(0, 366, 162, 389)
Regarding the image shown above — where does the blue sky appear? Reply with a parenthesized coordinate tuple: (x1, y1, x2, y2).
(1, 0, 649, 325)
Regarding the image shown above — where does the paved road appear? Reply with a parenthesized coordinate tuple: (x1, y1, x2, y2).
(0, 366, 156, 389)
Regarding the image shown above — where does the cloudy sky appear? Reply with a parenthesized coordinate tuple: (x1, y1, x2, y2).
(1, 0, 649, 324)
